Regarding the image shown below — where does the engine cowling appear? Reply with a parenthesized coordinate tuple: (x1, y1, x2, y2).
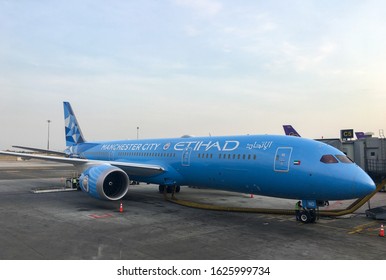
(79, 165, 129, 200)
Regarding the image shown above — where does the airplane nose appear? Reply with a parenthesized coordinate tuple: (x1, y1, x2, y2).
(354, 170, 376, 197)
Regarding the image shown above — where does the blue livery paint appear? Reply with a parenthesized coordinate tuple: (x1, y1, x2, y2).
(0, 102, 376, 205)
(79, 164, 129, 200)
(64, 101, 85, 147)
(64, 102, 374, 201)
(70, 133, 375, 201)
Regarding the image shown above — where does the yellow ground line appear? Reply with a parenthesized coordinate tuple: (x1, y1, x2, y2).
(348, 221, 379, 234)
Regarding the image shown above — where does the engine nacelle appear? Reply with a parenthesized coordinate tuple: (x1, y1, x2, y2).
(79, 165, 129, 200)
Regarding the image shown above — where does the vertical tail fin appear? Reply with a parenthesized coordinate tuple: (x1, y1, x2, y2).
(283, 125, 301, 137)
(63, 102, 86, 147)
(355, 132, 365, 139)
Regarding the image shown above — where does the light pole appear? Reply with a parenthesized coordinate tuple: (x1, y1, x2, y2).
(137, 126, 139, 140)
(47, 120, 51, 150)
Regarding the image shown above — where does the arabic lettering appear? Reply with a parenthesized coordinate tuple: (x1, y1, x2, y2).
(246, 141, 273, 151)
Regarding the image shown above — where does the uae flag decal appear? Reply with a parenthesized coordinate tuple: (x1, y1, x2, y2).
(293, 160, 301, 165)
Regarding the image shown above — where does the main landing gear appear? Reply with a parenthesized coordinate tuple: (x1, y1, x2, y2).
(158, 185, 181, 194)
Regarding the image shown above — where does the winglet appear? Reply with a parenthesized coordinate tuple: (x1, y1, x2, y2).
(63, 102, 86, 147)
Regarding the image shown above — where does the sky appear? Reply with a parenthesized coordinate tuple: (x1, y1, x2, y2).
(1, 0, 385, 150)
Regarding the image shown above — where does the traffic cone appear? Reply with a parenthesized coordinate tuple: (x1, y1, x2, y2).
(119, 202, 123, 213)
(250, 194, 254, 198)
(379, 224, 384, 237)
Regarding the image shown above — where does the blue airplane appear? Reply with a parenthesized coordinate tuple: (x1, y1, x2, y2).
(0, 102, 375, 223)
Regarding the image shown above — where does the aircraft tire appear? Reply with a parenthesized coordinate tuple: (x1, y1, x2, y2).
(175, 185, 181, 193)
(309, 210, 317, 223)
(300, 211, 311, 223)
(159, 185, 165, 193)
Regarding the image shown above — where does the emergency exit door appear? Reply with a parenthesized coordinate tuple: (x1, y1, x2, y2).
(274, 147, 293, 172)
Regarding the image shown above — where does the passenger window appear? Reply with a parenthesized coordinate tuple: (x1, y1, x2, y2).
(336, 155, 353, 163)
(320, 155, 338, 164)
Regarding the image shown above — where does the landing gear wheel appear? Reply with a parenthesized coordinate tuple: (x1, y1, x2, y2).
(309, 210, 317, 223)
(159, 185, 165, 193)
(300, 211, 311, 223)
(299, 210, 317, 223)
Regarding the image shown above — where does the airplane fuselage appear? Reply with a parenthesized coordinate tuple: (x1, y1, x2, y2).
(71, 134, 374, 201)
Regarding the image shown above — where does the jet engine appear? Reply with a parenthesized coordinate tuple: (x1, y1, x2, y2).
(79, 165, 129, 200)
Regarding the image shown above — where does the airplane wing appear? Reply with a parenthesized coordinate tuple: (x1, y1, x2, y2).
(12, 145, 67, 156)
(0, 151, 165, 177)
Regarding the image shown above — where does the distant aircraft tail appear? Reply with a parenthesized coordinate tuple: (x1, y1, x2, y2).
(283, 125, 301, 137)
(355, 132, 365, 139)
(63, 102, 86, 147)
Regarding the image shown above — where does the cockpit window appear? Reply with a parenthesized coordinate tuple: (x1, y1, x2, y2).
(320, 154, 338, 164)
(336, 155, 354, 163)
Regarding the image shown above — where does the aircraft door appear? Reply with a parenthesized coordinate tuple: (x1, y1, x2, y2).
(181, 147, 192, 166)
(274, 147, 292, 172)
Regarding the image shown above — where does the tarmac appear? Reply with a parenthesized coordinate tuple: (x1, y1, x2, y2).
(0, 159, 386, 260)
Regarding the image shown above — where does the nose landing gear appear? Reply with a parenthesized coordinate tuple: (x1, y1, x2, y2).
(297, 200, 322, 223)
